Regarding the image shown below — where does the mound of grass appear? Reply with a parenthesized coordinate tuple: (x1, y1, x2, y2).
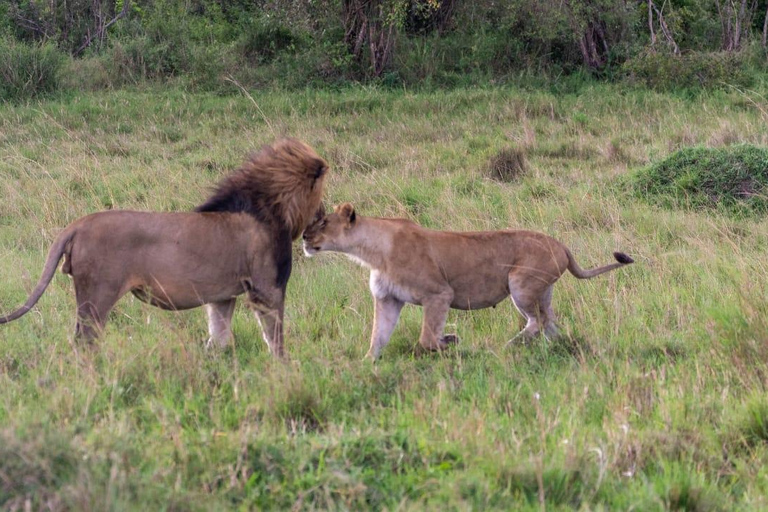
(487, 147, 528, 183)
(630, 145, 768, 217)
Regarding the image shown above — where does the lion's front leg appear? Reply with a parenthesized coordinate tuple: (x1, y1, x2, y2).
(254, 306, 284, 357)
(366, 297, 404, 360)
(245, 279, 287, 358)
(205, 299, 236, 349)
(248, 290, 285, 358)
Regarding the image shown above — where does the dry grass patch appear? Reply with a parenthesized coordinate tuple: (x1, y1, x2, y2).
(486, 147, 528, 183)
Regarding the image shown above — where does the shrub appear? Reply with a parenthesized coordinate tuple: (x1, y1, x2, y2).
(622, 50, 753, 91)
(629, 145, 768, 217)
(0, 38, 64, 101)
(237, 18, 301, 65)
(737, 399, 768, 448)
(59, 56, 112, 91)
(487, 147, 528, 183)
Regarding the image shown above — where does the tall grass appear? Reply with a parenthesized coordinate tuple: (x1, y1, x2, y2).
(1, 85, 768, 509)
(0, 38, 64, 101)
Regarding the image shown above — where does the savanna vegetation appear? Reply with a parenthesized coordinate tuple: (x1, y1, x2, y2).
(1, 0, 768, 99)
(2, 84, 768, 510)
(2, 0, 768, 510)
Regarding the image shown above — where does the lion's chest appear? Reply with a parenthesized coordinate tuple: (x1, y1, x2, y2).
(369, 270, 416, 304)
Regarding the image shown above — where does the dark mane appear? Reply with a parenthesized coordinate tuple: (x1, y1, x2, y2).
(194, 138, 328, 239)
(195, 169, 279, 226)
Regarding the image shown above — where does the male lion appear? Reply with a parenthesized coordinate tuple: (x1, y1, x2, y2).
(303, 203, 634, 360)
(1, 138, 329, 357)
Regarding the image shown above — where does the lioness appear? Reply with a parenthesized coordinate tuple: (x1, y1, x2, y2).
(303, 203, 634, 359)
(1, 138, 329, 357)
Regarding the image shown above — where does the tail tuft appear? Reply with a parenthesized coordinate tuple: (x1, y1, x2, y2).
(613, 252, 634, 265)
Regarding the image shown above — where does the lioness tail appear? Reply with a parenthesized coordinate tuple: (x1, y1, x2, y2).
(565, 248, 634, 280)
(0, 228, 75, 324)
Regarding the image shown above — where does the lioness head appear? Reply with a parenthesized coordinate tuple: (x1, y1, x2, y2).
(302, 202, 356, 256)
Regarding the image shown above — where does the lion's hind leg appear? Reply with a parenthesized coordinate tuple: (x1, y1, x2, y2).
(205, 299, 236, 349)
(73, 278, 123, 343)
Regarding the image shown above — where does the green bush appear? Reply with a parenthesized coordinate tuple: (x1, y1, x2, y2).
(0, 38, 64, 101)
(237, 18, 302, 65)
(629, 145, 768, 217)
(395, 30, 523, 87)
(622, 50, 753, 91)
(59, 56, 113, 91)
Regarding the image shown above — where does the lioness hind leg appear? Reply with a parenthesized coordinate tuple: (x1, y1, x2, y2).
(539, 285, 559, 339)
(205, 299, 236, 349)
(507, 272, 555, 344)
(418, 293, 453, 352)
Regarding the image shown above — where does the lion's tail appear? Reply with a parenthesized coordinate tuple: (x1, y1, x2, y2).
(0, 227, 76, 324)
(565, 247, 634, 280)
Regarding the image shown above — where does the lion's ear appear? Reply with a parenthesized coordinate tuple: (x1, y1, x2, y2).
(311, 203, 327, 223)
(337, 202, 356, 224)
(314, 161, 328, 180)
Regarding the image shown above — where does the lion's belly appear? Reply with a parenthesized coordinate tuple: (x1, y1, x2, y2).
(130, 278, 246, 311)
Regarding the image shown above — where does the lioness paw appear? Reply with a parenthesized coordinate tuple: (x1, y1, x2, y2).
(440, 334, 460, 346)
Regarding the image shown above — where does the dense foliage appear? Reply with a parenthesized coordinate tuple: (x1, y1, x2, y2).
(1, 0, 767, 99)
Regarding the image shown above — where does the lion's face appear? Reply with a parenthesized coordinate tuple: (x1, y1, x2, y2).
(302, 203, 356, 257)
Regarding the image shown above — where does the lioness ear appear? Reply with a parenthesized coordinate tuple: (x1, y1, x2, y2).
(337, 202, 356, 224)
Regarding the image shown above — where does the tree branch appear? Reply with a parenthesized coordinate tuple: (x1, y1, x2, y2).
(762, 3, 768, 49)
(652, 2, 679, 54)
(73, 0, 130, 56)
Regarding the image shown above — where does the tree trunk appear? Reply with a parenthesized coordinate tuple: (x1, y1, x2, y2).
(717, 0, 757, 51)
(648, 0, 656, 49)
(763, 4, 768, 48)
(74, 0, 130, 56)
(651, 2, 679, 54)
(342, 0, 399, 78)
(564, 0, 608, 70)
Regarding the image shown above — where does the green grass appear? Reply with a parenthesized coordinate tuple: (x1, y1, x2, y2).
(630, 145, 768, 217)
(1, 84, 768, 509)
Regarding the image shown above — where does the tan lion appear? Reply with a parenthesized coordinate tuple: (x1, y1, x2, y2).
(1, 138, 329, 357)
(303, 203, 634, 359)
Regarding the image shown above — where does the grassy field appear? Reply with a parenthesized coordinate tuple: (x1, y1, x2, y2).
(1, 84, 768, 510)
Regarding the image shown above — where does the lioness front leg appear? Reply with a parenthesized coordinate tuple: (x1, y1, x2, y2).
(366, 297, 404, 360)
(205, 299, 236, 349)
(418, 292, 453, 352)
